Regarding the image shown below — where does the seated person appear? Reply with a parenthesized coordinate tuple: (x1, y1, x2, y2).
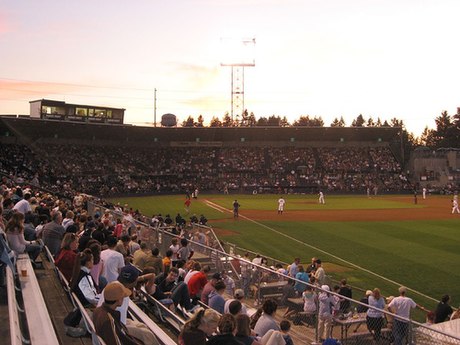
(152, 267, 197, 313)
(208, 280, 226, 314)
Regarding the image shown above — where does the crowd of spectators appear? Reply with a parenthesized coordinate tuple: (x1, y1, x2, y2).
(0, 182, 303, 344)
(0, 142, 411, 197)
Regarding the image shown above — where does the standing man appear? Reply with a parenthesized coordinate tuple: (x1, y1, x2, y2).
(233, 200, 240, 219)
(452, 198, 460, 214)
(422, 187, 427, 199)
(101, 236, 125, 283)
(288, 257, 300, 278)
(318, 191, 325, 204)
(388, 286, 427, 345)
(314, 259, 326, 286)
(278, 196, 286, 215)
(184, 197, 191, 214)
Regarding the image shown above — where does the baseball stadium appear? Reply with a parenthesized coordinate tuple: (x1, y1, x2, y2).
(0, 114, 459, 345)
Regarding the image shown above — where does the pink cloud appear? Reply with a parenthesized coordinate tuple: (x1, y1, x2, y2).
(0, 79, 84, 100)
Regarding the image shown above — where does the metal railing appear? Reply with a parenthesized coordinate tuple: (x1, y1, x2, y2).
(88, 201, 460, 345)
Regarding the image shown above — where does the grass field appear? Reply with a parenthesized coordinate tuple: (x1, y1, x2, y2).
(108, 193, 460, 315)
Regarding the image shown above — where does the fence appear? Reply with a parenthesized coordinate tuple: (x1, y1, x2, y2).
(87, 201, 460, 345)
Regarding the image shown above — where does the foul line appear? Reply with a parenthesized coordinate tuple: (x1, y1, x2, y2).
(204, 199, 437, 303)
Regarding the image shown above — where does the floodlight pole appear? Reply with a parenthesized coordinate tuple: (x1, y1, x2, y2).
(221, 38, 255, 124)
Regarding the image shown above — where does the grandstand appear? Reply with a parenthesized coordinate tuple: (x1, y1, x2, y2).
(0, 117, 411, 198)
(2, 116, 460, 345)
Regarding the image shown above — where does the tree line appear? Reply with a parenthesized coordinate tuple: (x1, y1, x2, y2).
(181, 109, 460, 150)
(181, 110, 405, 129)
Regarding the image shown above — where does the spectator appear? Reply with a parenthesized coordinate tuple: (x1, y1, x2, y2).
(208, 280, 226, 314)
(88, 240, 105, 292)
(169, 237, 180, 266)
(93, 281, 140, 345)
(201, 272, 222, 305)
(318, 285, 335, 342)
(152, 267, 197, 313)
(254, 299, 279, 337)
(70, 249, 99, 307)
(177, 238, 192, 261)
(280, 320, 294, 345)
(207, 314, 241, 345)
(288, 257, 300, 277)
(294, 265, 309, 294)
(5, 212, 42, 262)
(434, 294, 453, 323)
(302, 285, 318, 327)
(115, 234, 131, 258)
(13, 192, 32, 215)
(388, 286, 427, 345)
(338, 279, 352, 313)
(222, 270, 235, 296)
(366, 288, 385, 341)
(356, 290, 372, 313)
(162, 249, 173, 275)
(42, 211, 65, 257)
(228, 300, 243, 316)
(145, 247, 163, 275)
(179, 308, 220, 345)
(423, 311, 436, 326)
(62, 210, 75, 231)
(97, 265, 158, 345)
(314, 259, 325, 286)
(132, 242, 151, 271)
(224, 288, 248, 315)
(187, 263, 210, 301)
(235, 313, 262, 345)
(55, 232, 78, 281)
(100, 236, 125, 283)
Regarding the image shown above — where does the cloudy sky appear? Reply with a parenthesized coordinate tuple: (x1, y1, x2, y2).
(1, 0, 460, 135)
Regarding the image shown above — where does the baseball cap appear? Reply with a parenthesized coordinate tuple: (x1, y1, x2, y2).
(234, 289, 245, 298)
(104, 281, 131, 301)
(366, 290, 373, 296)
(118, 265, 140, 284)
(212, 272, 222, 280)
(321, 285, 330, 292)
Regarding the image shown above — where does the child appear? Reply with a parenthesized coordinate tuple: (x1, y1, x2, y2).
(280, 320, 294, 345)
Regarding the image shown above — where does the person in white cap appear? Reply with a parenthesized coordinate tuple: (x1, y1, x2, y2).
(317, 285, 336, 342)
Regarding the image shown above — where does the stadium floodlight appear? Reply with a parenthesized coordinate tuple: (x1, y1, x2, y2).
(220, 38, 256, 123)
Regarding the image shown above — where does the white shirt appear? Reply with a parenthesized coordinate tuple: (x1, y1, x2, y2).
(224, 298, 248, 315)
(100, 249, 125, 283)
(13, 199, 32, 215)
(388, 296, 416, 321)
(184, 270, 200, 284)
(278, 198, 285, 209)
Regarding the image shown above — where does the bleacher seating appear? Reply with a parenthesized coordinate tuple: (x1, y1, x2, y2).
(16, 254, 60, 345)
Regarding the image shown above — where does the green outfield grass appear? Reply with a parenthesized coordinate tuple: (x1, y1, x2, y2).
(108, 194, 459, 316)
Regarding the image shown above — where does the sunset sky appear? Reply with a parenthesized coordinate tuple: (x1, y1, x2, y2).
(1, 0, 460, 136)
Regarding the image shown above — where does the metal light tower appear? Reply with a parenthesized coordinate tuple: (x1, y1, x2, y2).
(221, 38, 255, 123)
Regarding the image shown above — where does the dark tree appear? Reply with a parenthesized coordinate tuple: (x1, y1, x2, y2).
(351, 114, 365, 127)
(210, 116, 222, 127)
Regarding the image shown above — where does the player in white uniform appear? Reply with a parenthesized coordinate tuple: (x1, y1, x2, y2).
(318, 191, 325, 204)
(278, 197, 286, 214)
(452, 198, 460, 214)
(422, 188, 427, 199)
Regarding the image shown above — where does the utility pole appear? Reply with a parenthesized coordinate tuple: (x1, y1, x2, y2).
(154, 88, 157, 127)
